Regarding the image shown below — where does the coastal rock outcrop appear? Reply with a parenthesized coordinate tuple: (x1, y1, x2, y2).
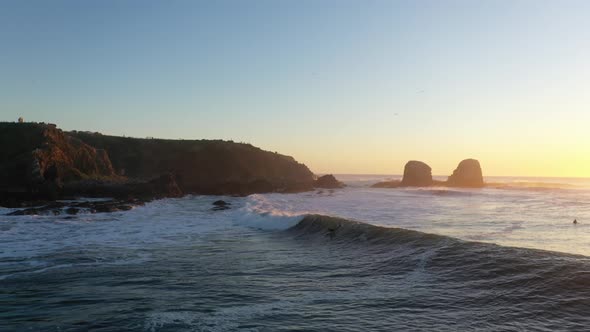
(212, 200, 231, 211)
(1, 122, 317, 207)
(138, 173, 183, 198)
(400, 161, 433, 187)
(446, 159, 484, 188)
(314, 174, 344, 189)
(71, 130, 315, 195)
(0, 122, 118, 205)
(7, 199, 145, 216)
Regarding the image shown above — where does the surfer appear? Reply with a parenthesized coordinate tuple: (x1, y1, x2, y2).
(573, 219, 578, 224)
(326, 223, 342, 239)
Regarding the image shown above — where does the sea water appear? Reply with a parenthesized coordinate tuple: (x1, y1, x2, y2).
(1, 176, 589, 331)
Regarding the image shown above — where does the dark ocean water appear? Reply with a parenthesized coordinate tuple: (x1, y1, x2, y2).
(2, 178, 590, 331)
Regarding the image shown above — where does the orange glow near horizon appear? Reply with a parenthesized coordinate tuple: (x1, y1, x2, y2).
(276, 128, 590, 178)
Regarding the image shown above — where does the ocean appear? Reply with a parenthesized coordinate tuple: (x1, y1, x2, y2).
(1, 175, 590, 331)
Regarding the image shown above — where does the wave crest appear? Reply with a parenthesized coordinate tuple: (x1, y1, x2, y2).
(233, 194, 306, 230)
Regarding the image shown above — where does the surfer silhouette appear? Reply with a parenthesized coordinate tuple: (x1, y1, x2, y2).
(326, 223, 342, 239)
(573, 219, 578, 224)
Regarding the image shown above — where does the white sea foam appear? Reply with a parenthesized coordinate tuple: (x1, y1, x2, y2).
(0, 196, 233, 261)
(232, 194, 306, 230)
(233, 179, 590, 256)
(2, 177, 590, 260)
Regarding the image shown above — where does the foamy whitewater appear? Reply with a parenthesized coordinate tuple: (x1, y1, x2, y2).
(1, 175, 590, 331)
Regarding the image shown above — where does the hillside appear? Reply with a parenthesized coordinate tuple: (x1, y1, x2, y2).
(70, 131, 315, 194)
(0, 122, 316, 205)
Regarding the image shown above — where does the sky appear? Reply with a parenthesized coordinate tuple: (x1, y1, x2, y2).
(1, 0, 589, 177)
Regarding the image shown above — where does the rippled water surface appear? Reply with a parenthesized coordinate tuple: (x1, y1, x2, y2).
(1, 176, 590, 331)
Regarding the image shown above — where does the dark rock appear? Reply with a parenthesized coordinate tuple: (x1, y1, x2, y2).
(401, 161, 433, 187)
(0, 122, 117, 204)
(314, 175, 345, 189)
(0, 192, 54, 209)
(446, 159, 484, 188)
(87, 200, 137, 213)
(65, 207, 79, 215)
(39, 181, 61, 201)
(61, 173, 183, 201)
(141, 173, 183, 198)
(93, 205, 119, 213)
(212, 200, 230, 211)
(43, 164, 59, 182)
(108, 173, 184, 199)
(118, 205, 133, 211)
(7, 202, 66, 216)
(371, 180, 401, 188)
(5, 199, 145, 216)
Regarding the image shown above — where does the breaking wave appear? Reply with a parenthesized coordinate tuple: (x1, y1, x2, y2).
(3, 188, 590, 331)
(280, 214, 590, 329)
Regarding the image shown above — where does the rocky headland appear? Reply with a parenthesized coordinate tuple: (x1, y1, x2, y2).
(0, 122, 328, 213)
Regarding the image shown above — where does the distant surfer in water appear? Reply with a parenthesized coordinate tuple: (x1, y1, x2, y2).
(326, 223, 342, 239)
(573, 219, 578, 224)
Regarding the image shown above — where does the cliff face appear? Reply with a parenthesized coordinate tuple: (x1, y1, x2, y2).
(0, 123, 316, 204)
(0, 123, 116, 192)
(0, 123, 316, 202)
(69, 132, 315, 195)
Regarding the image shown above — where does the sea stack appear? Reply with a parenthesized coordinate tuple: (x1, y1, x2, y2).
(446, 159, 484, 188)
(314, 174, 345, 189)
(400, 161, 433, 187)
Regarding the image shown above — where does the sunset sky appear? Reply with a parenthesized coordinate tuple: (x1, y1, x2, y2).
(1, 1, 589, 177)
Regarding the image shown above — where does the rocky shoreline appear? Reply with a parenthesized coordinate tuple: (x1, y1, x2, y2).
(0, 122, 348, 214)
(6, 198, 144, 216)
(0, 122, 489, 217)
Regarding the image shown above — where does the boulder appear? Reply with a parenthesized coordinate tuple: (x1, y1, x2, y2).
(400, 161, 432, 187)
(65, 207, 79, 215)
(370, 180, 401, 188)
(212, 200, 231, 211)
(314, 174, 344, 189)
(446, 159, 484, 188)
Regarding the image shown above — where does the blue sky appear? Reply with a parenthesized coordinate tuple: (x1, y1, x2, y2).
(1, 1, 590, 176)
